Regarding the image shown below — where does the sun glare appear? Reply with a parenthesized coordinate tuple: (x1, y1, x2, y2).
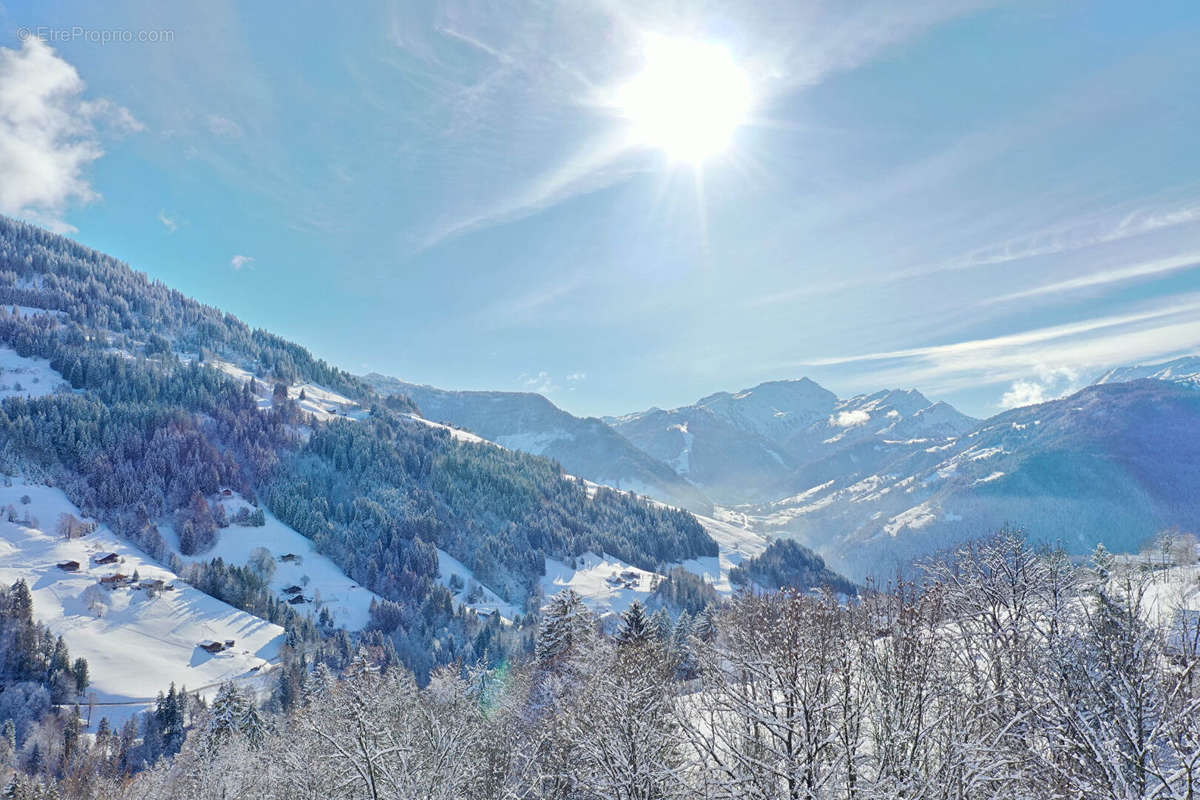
(616, 36, 752, 164)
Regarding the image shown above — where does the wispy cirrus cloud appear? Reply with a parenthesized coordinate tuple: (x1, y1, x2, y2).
(397, 0, 999, 251)
(783, 296, 1200, 402)
(986, 251, 1200, 305)
(747, 197, 1200, 308)
(206, 114, 243, 138)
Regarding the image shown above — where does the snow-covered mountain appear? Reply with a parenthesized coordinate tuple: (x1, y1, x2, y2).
(361, 374, 711, 511)
(749, 380, 1200, 581)
(1097, 355, 1200, 387)
(608, 380, 977, 505)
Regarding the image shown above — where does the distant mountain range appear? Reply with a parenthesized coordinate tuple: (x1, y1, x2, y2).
(360, 375, 711, 512)
(606, 380, 977, 505)
(366, 358, 1200, 581)
(750, 379, 1200, 579)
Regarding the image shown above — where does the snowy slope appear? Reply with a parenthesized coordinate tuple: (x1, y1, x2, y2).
(541, 553, 659, 618)
(0, 480, 284, 731)
(0, 347, 69, 401)
(676, 511, 770, 594)
(163, 492, 381, 631)
(1098, 355, 1200, 387)
(539, 511, 770, 617)
(208, 358, 369, 423)
(436, 549, 521, 620)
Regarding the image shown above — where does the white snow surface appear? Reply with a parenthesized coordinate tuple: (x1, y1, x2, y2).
(208, 358, 369, 422)
(0, 480, 284, 731)
(539, 512, 768, 617)
(677, 512, 770, 594)
(541, 553, 659, 618)
(493, 429, 572, 455)
(163, 492, 381, 631)
(401, 413, 492, 444)
(0, 347, 69, 400)
(436, 549, 520, 620)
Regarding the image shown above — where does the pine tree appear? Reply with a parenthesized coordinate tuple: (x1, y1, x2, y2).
(650, 607, 672, 641)
(208, 681, 248, 746)
(71, 657, 88, 694)
(616, 600, 652, 648)
(536, 590, 593, 666)
(692, 604, 716, 642)
(239, 693, 269, 748)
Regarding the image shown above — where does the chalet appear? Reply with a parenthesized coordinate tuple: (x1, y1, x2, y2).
(282, 585, 304, 595)
(219, 488, 233, 497)
(56, 560, 81, 572)
(197, 640, 225, 654)
(137, 579, 166, 591)
(287, 594, 308, 605)
(279, 553, 299, 563)
(92, 552, 119, 565)
(99, 573, 130, 587)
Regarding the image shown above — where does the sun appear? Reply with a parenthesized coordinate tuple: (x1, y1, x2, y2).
(616, 36, 752, 164)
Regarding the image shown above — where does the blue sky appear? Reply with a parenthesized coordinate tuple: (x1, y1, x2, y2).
(1, 0, 1198, 419)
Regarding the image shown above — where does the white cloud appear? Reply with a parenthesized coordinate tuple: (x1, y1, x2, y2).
(566, 372, 587, 382)
(230, 254, 254, 270)
(0, 39, 140, 232)
(158, 210, 178, 232)
(832, 409, 870, 427)
(999, 366, 1080, 409)
(207, 114, 243, 138)
(1000, 381, 1047, 409)
(520, 371, 556, 395)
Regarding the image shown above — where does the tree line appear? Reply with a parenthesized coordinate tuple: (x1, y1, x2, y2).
(6, 531, 1199, 799)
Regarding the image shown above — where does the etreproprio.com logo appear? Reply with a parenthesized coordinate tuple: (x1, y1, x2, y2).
(17, 25, 175, 45)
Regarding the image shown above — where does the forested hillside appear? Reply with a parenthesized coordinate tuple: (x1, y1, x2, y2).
(0, 216, 717, 679)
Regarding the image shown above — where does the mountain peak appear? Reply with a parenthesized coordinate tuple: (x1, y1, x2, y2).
(1098, 355, 1200, 387)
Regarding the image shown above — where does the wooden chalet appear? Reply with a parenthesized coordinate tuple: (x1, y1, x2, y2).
(56, 560, 81, 572)
(92, 552, 120, 565)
